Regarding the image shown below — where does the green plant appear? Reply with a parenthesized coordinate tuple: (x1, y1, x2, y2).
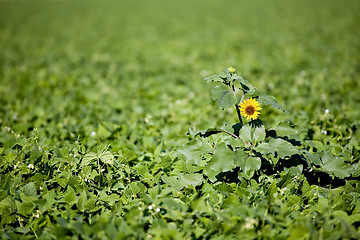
(176, 68, 356, 184)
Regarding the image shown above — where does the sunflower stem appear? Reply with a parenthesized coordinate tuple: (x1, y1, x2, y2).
(236, 91, 245, 126)
(235, 103, 243, 126)
(229, 82, 244, 127)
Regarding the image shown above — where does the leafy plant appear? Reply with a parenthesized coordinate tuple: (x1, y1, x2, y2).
(177, 68, 356, 185)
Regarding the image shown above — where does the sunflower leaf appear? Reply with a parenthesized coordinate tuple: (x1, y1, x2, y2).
(258, 94, 288, 113)
(204, 74, 224, 83)
(211, 85, 236, 109)
(236, 78, 256, 95)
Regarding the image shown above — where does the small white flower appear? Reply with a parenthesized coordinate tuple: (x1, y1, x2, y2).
(280, 187, 287, 195)
(101, 168, 105, 172)
(321, 130, 328, 135)
(155, 208, 160, 213)
(34, 210, 40, 218)
(91, 131, 96, 136)
(244, 218, 257, 229)
(28, 164, 34, 169)
(325, 109, 329, 114)
(148, 205, 153, 210)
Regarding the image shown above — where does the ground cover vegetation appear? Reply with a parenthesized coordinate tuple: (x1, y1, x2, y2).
(1, 0, 360, 239)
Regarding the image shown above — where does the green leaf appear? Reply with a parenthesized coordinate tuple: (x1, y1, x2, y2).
(82, 145, 114, 166)
(255, 142, 274, 155)
(97, 144, 115, 165)
(253, 125, 265, 144)
(258, 94, 288, 113)
(16, 201, 35, 216)
(180, 173, 203, 188)
(239, 124, 252, 143)
(303, 150, 321, 165)
(321, 152, 353, 178)
(272, 122, 298, 137)
(244, 157, 261, 172)
(204, 74, 224, 83)
(206, 142, 235, 172)
(99, 151, 114, 165)
(174, 138, 211, 165)
(204, 142, 236, 182)
(211, 85, 236, 109)
(162, 174, 203, 191)
(236, 78, 256, 94)
(287, 165, 303, 175)
(269, 138, 298, 158)
(23, 182, 37, 197)
(234, 148, 247, 167)
(64, 187, 77, 206)
(82, 152, 97, 166)
(265, 181, 277, 196)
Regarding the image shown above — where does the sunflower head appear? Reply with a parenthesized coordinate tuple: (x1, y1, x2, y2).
(228, 67, 236, 74)
(239, 98, 262, 121)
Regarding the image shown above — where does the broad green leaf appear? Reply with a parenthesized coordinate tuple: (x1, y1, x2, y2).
(287, 165, 303, 175)
(269, 138, 298, 158)
(204, 142, 236, 182)
(180, 173, 203, 188)
(16, 201, 35, 216)
(255, 142, 274, 155)
(204, 167, 218, 183)
(64, 187, 77, 206)
(321, 152, 353, 178)
(162, 174, 202, 191)
(97, 144, 115, 164)
(23, 182, 37, 197)
(99, 151, 114, 164)
(204, 74, 223, 83)
(244, 157, 261, 172)
(211, 85, 236, 109)
(239, 124, 252, 143)
(273, 125, 298, 137)
(206, 142, 235, 172)
(236, 78, 256, 94)
(82, 152, 97, 166)
(253, 125, 265, 143)
(233, 148, 247, 168)
(174, 138, 211, 164)
(258, 94, 288, 113)
(303, 150, 321, 165)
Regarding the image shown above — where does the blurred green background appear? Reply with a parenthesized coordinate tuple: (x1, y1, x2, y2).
(1, 0, 359, 148)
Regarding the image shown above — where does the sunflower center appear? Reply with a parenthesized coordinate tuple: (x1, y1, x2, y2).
(245, 105, 255, 115)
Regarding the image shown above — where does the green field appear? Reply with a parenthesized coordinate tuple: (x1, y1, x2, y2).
(1, 0, 360, 239)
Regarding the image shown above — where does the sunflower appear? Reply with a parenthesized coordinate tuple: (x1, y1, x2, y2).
(239, 98, 262, 120)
